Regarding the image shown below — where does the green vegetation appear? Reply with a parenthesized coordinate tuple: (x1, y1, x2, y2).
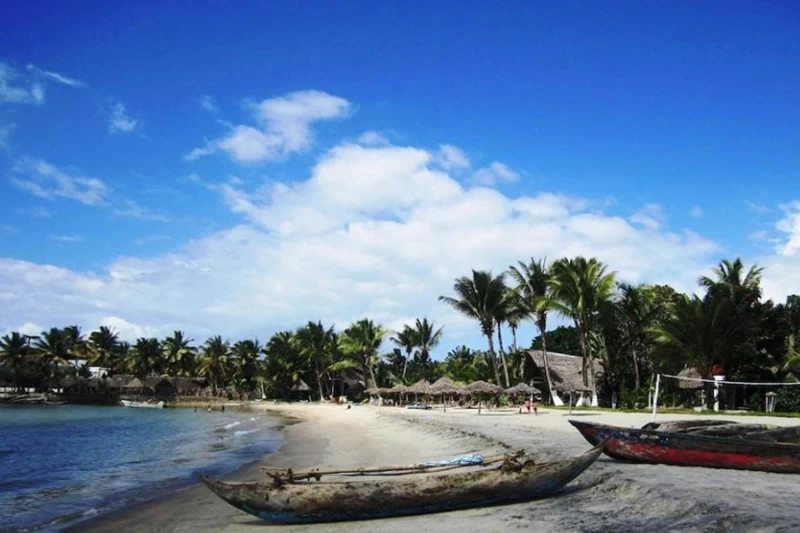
(2, 255, 799, 411)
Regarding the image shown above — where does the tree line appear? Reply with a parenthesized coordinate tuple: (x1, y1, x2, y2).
(2, 256, 800, 410)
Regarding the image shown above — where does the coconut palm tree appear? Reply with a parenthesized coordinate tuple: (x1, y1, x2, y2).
(163, 331, 197, 376)
(439, 270, 509, 386)
(549, 257, 616, 388)
(491, 293, 514, 387)
(699, 257, 764, 295)
(412, 318, 444, 381)
(0, 332, 33, 390)
(33, 328, 70, 390)
(129, 337, 162, 380)
(64, 326, 88, 370)
(340, 319, 386, 389)
(199, 336, 231, 393)
(390, 325, 416, 381)
(617, 283, 659, 390)
(508, 257, 557, 402)
(263, 331, 305, 398)
(295, 322, 337, 400)
(88, 326, 119, 369)
(232, 339, 261, 392)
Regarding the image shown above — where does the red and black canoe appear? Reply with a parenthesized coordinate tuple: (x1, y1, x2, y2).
(569, 420, 800, 474)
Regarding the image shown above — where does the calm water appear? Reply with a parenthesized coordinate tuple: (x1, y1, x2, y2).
(0, 405, 283, 533)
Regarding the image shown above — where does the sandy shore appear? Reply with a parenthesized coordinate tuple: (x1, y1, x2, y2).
(74, 405, 800, 533)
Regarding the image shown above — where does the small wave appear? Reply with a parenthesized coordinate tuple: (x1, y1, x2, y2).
(233, 428, 261, 437)
(224, 421, 241, 429)
(83, 507, 98, 517)
(249, 417, 256, 421)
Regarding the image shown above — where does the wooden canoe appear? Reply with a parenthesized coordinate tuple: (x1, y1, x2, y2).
(201, 444, 603, 524)
(570, 420, 800, 474)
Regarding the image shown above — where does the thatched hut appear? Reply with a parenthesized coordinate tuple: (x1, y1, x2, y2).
(290, 379, 312, 401)
(526, 350, 601, 406)
(407, 379, 432, 395)
(463, 380, 503, 414)
(429, 377, 461, 395)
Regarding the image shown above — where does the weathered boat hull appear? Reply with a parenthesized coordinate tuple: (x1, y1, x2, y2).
(120, 400, 164, 409)
(570, 420, 800, 474)
(201, 444, 603, 524)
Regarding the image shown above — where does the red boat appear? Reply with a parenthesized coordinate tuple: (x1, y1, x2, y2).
(569, 420, 800, 474)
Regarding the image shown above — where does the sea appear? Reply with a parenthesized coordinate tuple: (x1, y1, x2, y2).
(0, 404, 283, 533)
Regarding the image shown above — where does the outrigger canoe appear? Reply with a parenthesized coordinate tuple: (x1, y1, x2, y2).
(570, 420, 800, 474)
(201, 444, 604, 524)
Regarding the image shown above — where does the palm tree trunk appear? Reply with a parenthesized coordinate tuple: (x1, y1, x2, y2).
(511, 325, 518, 352)
(402, 349, 410, 381)
(316, 372, 325, 402)
(631, 345, 640, 390)
(539, 318, 556, 404)
(578, 324, 590, 388)
(486, 332, 502, 386)
(366, 354, 378, 389)
(497, 327, 511, 387)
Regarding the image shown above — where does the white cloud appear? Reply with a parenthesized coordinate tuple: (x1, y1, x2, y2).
(471, 162, 520, 186)
(50, 235, 83, 243)
(689, 205, 703, 218)
(436, 144, 471, 170)
(199, 95, 218, 113)
(108, 101, 141, 134)
(186, 90, 350, 164)
(112, 199, 169, 222)
(12, 158, 110, 206)
(358, 130, 390, 146)
(134, 234, 172, 246)
(0, 63, 44, 104)
(0, 122, 15, 149)
(630, 203, 665, 231)
(759, 202, 800, 303)
(26, 64, 87, 88)
(746, 201, 770, 214)
(0, 141, 723, 350)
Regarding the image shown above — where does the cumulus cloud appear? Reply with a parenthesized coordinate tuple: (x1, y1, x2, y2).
(630, 203, 665, 231)
(185, 90, 350, 164)
(0, 63, 44, 104)
(0, 140, 723, 349)
(758, 202, 800, 303)
(436, 144, 471, 170)
(12, 158, 110, 205)
(108, 101, 141, 134)
(471, 162, 520, 186)
(358, 130, 390, 146)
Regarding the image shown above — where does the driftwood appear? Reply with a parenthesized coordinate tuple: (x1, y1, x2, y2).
(260, 450, 525, 483)
(202, 444, 604, 524)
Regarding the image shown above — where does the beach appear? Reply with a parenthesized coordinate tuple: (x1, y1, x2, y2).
(74, 405, 800, 533)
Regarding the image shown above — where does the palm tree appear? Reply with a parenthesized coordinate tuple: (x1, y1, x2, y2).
(782, 334, 800, 381)
(699, 257, 764, 294)
(112, 342, 131, 374)
(439, 270, 509, 386)
(340, 319, 386, 389)
(508, 257, 556, 402)
(33, 328, 70, 389)
(549, 257, 616, 388)
(412, 318, 444, 381)
(162, 331, 197, 376)
(0, 332, 33, 390)
(263, 331, 305, 398)
(491, 293, 514, 387)
(232, 339, 261, 392)
(295, 322, 337, 400)
(129, 337, 162, 380)
(199, 336, 231, 393)
(617, 283, 658, 390)
(390, 325, 416, 381)
(88, 326, 119, 369)
(63, 326, 88, 369)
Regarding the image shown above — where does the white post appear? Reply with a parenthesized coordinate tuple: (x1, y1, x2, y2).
(713, 375, 725, 412)
(651, 374, 661, 422)
(568, 390, 573, 415)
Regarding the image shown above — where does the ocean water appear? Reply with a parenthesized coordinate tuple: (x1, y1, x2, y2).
(0, 405, 283, 532)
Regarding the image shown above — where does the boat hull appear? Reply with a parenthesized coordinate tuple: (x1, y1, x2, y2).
(120, 400, 164, 409)
(570, 420, 800, 474)
(201, 444, 603, 524)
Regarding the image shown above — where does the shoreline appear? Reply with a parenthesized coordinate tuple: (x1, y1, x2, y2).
(66, 404, 800, 532)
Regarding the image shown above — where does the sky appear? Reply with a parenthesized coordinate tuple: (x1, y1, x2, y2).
(1, 1, 799, 356)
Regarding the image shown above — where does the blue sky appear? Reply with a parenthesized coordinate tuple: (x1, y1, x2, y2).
(1, 1, 799, 354)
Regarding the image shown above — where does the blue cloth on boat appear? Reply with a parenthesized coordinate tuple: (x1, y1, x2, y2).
(418, 454, 484, 467)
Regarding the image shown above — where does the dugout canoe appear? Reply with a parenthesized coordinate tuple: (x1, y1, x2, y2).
(570, 420, 800, 474)
(200, 444, 603, 524)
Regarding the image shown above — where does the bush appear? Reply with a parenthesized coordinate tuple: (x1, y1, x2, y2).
(620, 387, 649, 409)
(747, 391, 763, 412)
(775, 388, 800, 413)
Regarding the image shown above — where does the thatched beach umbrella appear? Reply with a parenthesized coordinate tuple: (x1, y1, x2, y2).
(430, 377, 462, 411)
(291, 379, 312, 401)
(464, 381, 503, 414)
(505, 383, 541, 396)
(677, 367, 704, 390)
(388, 384, 408, 394)
(407, 379, 432, 395)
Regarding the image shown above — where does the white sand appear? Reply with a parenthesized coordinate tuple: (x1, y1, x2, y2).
(77, 404, 800, 533)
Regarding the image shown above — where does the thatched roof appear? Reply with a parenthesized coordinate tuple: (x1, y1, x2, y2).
(526, 350, 598, 393)
(407, 379, 432, 394)
(364, 387, 380, 395)
(429, 377, 461, 395)
(124, 377, 143, 389)
(60, 376, 85, 388)
(505, 383, 541, 396)
(464, 380, 504, 395)
(387, 384, 408, 394)
(144, 376, 173, 389)
(291, 379, 311, 392)
(677, 367, 704, 390)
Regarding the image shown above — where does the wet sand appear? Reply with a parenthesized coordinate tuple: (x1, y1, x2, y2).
(74, 404, 800, 533)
